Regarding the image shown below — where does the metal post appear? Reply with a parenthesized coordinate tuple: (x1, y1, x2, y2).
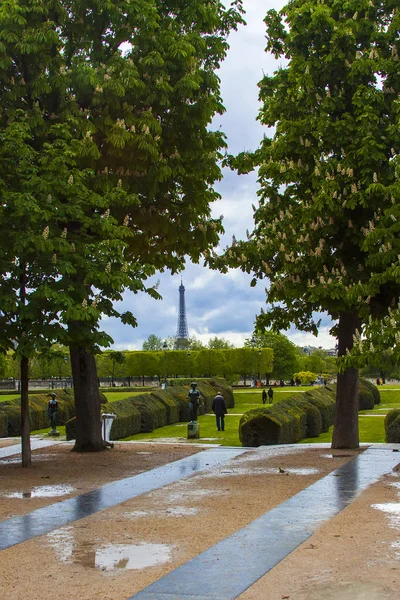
(187, 350, 191, 378)
(163, 341, 168, 383)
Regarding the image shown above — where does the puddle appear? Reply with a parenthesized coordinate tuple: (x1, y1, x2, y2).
(95, 543, 172, 572)
(0, 453, 57, 465)
(161, 487, 223, 504)
(46, 527, 74, 562)
(45, 530, 173, 571)
(126, 506, 199, 519)
(236, 446, 303, 462)
(320, 454, 354, 459)
(5, 484, 75, 498)
(0, 457, 23, 465)
(371, 503, 400, 529)
(136, 451, 153, 455)
(305, 581, 391, 599)
(192, 466, 319, 479)
(165, 506, 198, 517)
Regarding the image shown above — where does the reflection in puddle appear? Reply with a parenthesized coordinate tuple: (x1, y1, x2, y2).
(136, 452, 153, 455)
(45, 530, 173, 572)
(95, 543, 172, 572)
(5, 484, 75, 498)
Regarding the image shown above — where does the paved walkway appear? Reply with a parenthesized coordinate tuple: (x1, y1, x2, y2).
(0, 447, 245, 551)
(129, 447, 399, 600)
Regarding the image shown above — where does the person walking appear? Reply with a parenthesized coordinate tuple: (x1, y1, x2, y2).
(212, 391, 227, 432)
(267, 386, 274, 403)
(262, 389, 267, 404)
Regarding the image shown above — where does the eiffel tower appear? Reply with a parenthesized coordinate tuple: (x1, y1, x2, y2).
(175, 279, 189, 349)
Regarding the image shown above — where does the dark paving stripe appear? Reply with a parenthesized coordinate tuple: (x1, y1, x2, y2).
(0, 447, 245, 551)
(130, 447, 399, 600)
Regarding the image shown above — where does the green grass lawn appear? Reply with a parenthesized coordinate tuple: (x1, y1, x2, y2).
(31, 425, 66, 437)
(122, 414, 243, 446)
(0, 394, 20, 402)
(7, 384, 400, 446)
(103, 391, 144, 402)
(123, 386, 400, 447)
(301, 417, 386, 445)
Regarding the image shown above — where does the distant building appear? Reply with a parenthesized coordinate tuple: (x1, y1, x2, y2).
(175, 279, 189, 349)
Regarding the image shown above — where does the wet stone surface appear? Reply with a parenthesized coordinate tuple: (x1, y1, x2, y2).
(0, 447, 245, 551)
(130, 448, 400, 600)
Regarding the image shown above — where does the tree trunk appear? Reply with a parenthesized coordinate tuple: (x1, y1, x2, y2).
(331, 311, 361, 449)
(69, 344, 104, 452)
(20, 356, 31, 467)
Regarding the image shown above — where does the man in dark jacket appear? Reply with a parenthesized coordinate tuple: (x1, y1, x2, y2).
(212, 391, 227, 432)
(262, 389, 267, 404)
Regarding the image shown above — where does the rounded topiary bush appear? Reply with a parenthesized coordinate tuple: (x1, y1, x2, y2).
(0, 411, 7, 437)
(359, 378, 380, 405)
(239, 403, 306, 447)
(358, 380, 375, 410)
(239, 386, 336, 447)
(302, 388, 335, 432)
(385, 410, 400, 443)
(296, 398, 322, 438)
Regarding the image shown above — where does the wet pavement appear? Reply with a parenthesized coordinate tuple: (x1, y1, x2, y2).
(0, 447, 245, 551)
(130, 447, 400, 600)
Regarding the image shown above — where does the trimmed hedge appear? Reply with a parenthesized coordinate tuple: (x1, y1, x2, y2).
(358, 380, 375, 410)
(360, 379, 380, 405)
(385, 409, 400, 443)
(65, 379, 233, 441)
(0, 411, 7, 437)
(0, 389, 76, 437)
(303, 386, 336, 432)
(239, 386, 336, 447)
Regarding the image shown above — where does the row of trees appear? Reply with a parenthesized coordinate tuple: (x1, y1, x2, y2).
(0, 331, 339, 382)
(0, 0, 245, 464)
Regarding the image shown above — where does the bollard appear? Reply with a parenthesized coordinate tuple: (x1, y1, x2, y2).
(187, 421, 200, 439)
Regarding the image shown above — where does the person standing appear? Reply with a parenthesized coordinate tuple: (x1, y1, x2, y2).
(267, 386, 274, 403)
(212, 391, 227, 432)
(262, 389, 267, 404)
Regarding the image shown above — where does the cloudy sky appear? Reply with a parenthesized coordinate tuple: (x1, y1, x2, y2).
(103, 0, 337, 352)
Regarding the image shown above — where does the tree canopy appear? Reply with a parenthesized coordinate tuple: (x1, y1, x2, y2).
(215, 0, 400, 448)
(0, 0, 245, 453)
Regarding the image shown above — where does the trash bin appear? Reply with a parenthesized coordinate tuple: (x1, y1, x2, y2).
(187, 421, 200, 439)
(101, 413, 116, 445)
